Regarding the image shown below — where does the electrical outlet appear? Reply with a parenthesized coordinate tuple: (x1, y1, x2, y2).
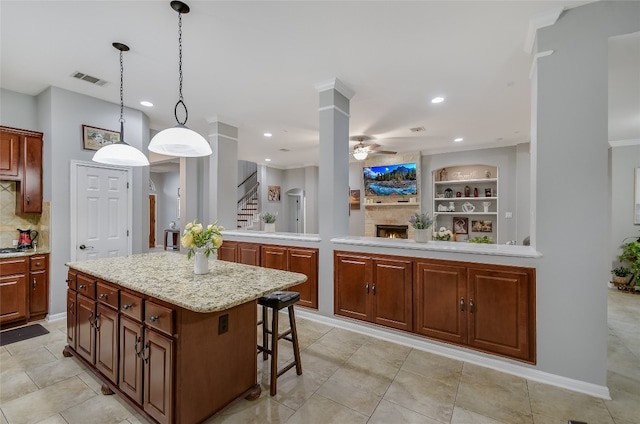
(505, 212, 513, 218)
(12, 240, 18, 246)
(218, 314, 229, 335)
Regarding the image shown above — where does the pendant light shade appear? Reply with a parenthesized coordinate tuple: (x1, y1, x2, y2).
(93, 43, 149, 167)
(148, 1, 212, 157)
(353, 147, 368, 161)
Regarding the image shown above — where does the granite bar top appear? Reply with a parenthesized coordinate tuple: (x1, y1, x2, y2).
(66, 252, 307, 313)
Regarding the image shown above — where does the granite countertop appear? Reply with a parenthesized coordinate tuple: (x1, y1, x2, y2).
(66, 252, 307, 313)
(0, 248, 50, 259)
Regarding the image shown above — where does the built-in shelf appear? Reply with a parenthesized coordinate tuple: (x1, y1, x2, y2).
(364, 202, 420, 206)
(434, 178, 497, 185)
(435, 197, 498, 201)
(434, 212, 498, 215)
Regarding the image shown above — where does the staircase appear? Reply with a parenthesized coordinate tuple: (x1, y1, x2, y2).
(237, 182, 260, 229)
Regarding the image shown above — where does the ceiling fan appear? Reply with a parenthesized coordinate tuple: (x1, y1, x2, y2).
(349, 135, 397, 160)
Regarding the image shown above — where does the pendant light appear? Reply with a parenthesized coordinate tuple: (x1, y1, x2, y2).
(148, 1, 212, 157)
(352, 144, 369, 161)
(93, 43, 150, 167)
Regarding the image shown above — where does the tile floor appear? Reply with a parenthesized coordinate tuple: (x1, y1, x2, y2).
(1, 289, 638, 424)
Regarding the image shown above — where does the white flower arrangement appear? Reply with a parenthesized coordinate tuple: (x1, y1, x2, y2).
(432, 227, 453, 241)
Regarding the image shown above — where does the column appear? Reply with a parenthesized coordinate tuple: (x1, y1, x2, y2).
(315, 78, 354, 314)
(206, 118, 238, 229)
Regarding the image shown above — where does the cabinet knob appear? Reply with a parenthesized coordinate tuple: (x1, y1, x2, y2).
(79, 284, 86, 289)
(122, 304, 131, 310)
(99, 293, 107, 299)
(149, 315, 159, 322)
(469, 299, 474, 313)
(372, 284, 376, 295)
(36, 262, 41, 266)
(460, 297, 465, 311)
(33, 278, 37, 289)
(365, 283, 369, 294)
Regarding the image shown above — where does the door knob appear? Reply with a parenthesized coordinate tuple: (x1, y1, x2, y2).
(79, 244, 94, 250)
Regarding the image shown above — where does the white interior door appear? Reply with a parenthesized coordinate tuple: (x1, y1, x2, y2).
(73, 162, 130, 261)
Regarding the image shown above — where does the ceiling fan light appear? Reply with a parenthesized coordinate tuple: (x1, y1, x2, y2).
(353, 148, 368, 160)
(149, 125, 212, 157)
(93, 143, 150, 166)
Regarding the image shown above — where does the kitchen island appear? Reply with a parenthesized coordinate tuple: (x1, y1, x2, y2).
(64, 252, 307, 424)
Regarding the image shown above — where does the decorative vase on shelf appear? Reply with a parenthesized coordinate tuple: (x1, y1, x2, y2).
(193, 247, 209, 275)
(264, 223, 275, 233)
(414, 229, 431, 243)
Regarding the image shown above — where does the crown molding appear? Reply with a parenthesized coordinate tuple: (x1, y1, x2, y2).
(524, 7, 563, 54)
(314, 78, 355, 100)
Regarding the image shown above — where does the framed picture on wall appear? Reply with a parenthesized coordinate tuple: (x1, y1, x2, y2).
(350, 189, 361, 210)
(453, 217, 468, 234)
(268, 185, 281, 202)
(82, 125, 120, 150)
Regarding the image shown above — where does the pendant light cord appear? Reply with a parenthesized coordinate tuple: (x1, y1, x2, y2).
(119, 48, 125, 139)
(174, 10, 189, 125)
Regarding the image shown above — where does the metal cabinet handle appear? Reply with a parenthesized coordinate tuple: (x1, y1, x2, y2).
(141, 342, 150, 363)
(33, 278, 37, 289)
(469, 299, 474, 313)
(372, 284, 376, 295)
(99, 293, 107, 299)
(149, 316, 159, 322)
(94, 314, 100, 329)
(134, 337, 143, 356)
(88, 311, 95, 328)
(365, 283, 369, 294)
(460, 297, 465, 311)
(79, 284, 86, 289)
(122, 304, 131, 310)
(69, 302, 75, 315)
(26, 194, 30, 205)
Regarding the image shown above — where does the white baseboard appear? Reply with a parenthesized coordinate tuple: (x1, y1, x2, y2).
(46, 312, 66, 322)
(294, 309, 611, 400)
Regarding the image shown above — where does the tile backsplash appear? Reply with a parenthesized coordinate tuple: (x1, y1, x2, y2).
(0, 182, 50, 249)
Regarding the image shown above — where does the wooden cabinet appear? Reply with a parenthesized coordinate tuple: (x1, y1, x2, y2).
(76, 293, 96, 364)
(120, 316, 144, 404)
(334, 252, 413, 332)
(467, 266, 535, 362)
(335, 251, 536, 364)
(29, 254, 49, 319)
(219, 241, 261, 265)
(143, 328, 174, 424)
(261, 245, 318, 309)
(0, 131, 20, 178)
(0, 257, 28, 324)
(0, 126, 44, 214)
(66, 271, 77, 348)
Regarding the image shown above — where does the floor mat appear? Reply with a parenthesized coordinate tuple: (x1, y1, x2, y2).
(0, 324, 50, 346)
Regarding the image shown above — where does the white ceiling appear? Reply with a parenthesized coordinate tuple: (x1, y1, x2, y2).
(1, 1, 637, 171)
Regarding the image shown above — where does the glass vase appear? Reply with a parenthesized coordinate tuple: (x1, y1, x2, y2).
(193, 247, 209, 275)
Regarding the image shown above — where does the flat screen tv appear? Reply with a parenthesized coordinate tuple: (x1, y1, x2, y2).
(363, 163, 417, 196)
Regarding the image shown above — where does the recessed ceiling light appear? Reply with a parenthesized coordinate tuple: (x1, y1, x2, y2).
(264, 132, 272, 137)
(265, 158, 271, 162)
(454, 138, 463, 142)
(431, 96, 445, 104)
(140, 101, 153, 107)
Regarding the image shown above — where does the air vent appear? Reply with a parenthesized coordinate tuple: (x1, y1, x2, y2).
(71, 72, 108, 86)
(279, 148, 291, 152)
(410, 127, 426, 133)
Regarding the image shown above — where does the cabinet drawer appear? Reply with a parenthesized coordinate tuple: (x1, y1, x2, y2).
(76, 273, 96, 299)
(145, 301, 174, 336)
(30, 255, 47, 271)
(120, 292, 143, 322)
(97, 282, 119, 309)
(0, 257, 27, 276)
(66, 271, 77, 291)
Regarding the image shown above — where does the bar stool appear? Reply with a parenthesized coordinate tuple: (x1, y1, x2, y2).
(257, 291, 303, 396)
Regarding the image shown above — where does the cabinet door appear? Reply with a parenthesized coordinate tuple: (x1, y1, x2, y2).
(16, 135, 42, 214)
(288, 248, 318, 309)
(143, 329, 174, 424)
(0, 274, 27, 323)
(217, 241, 238, 262)
(414, 261, 467, 344)
(238, 242, 260, 265)
(67, 290, 77, 349)
(76, 294, 96, 364)
(467, 267, 535, 362)
(120, 316, 143, 404)
(95, 304, 119, 383)
(30, 269, 48, 318)
(0, 131, 19, 178)
(261, 245, 288, 270)
(334, 253, 371, 321)
(371, 257, 413, 331)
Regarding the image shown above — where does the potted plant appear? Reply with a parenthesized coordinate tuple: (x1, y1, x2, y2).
(408, 212, 434, 243)
(261, 212, 278, 232)
(611, 266, 632, 285)
(618, 240, 640, 285)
